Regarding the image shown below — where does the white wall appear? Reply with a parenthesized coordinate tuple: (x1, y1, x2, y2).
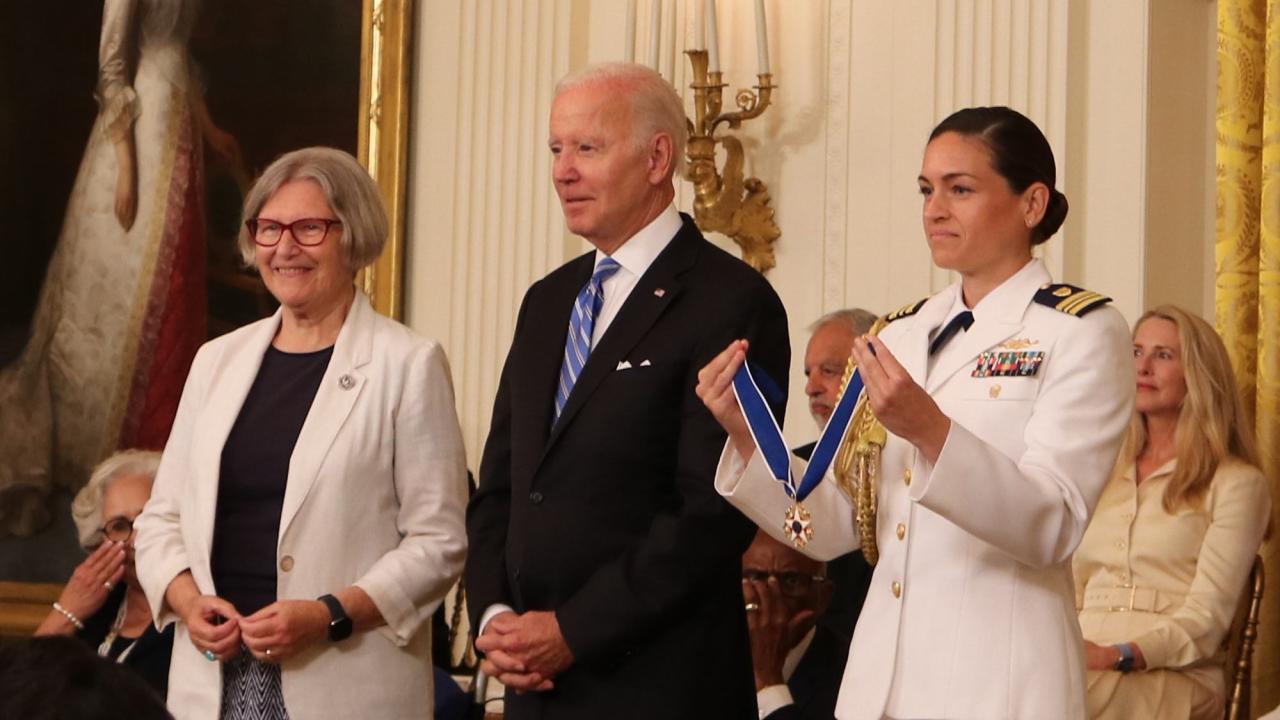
(406, 0, 1217, 462)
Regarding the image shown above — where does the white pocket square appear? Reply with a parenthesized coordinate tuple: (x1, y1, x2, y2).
(616, 361, 633, 371)
(640, 359, 652, 367)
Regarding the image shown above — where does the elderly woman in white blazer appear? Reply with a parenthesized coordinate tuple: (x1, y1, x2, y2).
(698, 107, 1135, 719)
(134, 147, 467, 719)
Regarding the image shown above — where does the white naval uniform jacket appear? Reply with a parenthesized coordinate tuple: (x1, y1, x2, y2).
(717, 259, 1135, 720)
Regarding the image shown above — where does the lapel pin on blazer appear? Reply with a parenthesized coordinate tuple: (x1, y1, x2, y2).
(338, 374, 356, 390)
(653, 288, 665, 297)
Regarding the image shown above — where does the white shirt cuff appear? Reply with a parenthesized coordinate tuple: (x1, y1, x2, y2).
(477, 603, 515, 636)
(756, 684, 795, 719)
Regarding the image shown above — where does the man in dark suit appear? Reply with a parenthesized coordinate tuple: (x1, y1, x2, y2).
(464, 62, 789, 719)
(794, 309, 877, 642)
(742, 530, 847, 720)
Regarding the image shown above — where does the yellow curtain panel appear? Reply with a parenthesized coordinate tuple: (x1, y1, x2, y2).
(1217, 0, 1280, 714)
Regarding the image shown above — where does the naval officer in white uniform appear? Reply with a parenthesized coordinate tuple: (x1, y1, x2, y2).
(697, 106, 1135, 720)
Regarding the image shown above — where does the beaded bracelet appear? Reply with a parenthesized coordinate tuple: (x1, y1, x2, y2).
(52, 602, 85, 631)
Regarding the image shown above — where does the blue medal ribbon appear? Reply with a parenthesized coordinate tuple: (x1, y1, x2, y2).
(731, 359, 865, 502)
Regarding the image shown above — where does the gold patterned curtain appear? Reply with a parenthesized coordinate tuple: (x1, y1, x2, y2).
(1217, 0, 1280, 714)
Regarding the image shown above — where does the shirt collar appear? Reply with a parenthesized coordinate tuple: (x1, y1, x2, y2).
(595, 204, 681, 278)
(783, 627, 816, 681)
(1122, 457, 1178, 483)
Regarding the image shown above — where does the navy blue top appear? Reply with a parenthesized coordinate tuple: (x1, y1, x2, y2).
(210, 345, 333, 616)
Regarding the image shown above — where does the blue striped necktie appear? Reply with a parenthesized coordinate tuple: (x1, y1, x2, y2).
(555, 257, 621, 418)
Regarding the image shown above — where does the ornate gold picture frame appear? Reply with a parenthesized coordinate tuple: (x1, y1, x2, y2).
(0, 0, 414, 636)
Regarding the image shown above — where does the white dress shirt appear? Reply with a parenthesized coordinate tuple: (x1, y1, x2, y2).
(591, 204, 681, 345)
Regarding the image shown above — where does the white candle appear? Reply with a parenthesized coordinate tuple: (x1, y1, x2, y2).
(706, 0, 720, 73)
(649, 0, 661, 70)
(694, 0, 704, 50)
(625, 0, 636, 62)
(754, 0, 770, 75)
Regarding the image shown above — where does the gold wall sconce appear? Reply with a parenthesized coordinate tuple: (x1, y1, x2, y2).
(684, 51, 779, 273)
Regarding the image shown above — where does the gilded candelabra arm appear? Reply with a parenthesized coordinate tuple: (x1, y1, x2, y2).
(685, 51, 725, 137)
(682, 51, 780, 274)
(715, 75, 774, 132)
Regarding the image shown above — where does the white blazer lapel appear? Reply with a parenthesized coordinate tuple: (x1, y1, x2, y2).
(277, 293, 375, 543)
(193, 312, 282, 561)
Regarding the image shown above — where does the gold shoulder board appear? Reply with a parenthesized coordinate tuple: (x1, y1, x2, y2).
(884, 297, 928, 324)
(1033, 283, 1112, 317)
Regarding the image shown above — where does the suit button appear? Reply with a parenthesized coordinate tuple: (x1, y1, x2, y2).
(1115, 540, 1127, 550)
(279, 555, 294, 572)
(529, 491, 543, 505)
(891, 581, 902, 598)
(902, 469, 912, 486)
(896, 523, 906, 540)
(514, 569, 521, 581)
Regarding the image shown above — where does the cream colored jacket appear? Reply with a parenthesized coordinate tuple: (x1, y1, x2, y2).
(134, 294, 468, 719)
(718, 260, 1135, 720)
(1074, 458, 1271, 707)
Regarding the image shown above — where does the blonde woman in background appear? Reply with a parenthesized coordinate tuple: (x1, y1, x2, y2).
(1074, 305, 1271, 719)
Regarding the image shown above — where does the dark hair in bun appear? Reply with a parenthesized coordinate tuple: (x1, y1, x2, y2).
(929, 106, 1067, 245)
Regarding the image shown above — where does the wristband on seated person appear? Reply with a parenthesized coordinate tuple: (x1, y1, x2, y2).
(1112, 643, 1135, 673)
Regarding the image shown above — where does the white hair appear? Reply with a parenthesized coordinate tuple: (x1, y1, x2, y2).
(555, 62, 688, 176)
(238, 147, 389, 271)
(70, 450, 161, 550)
(808, 308, 878, 336)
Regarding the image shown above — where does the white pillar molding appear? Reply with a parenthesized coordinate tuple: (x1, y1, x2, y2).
(406, 0, 574, 464)
(931, 0, 1070, 287)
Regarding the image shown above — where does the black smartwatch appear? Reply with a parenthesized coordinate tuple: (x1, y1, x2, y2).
(318, 594, 353, 642)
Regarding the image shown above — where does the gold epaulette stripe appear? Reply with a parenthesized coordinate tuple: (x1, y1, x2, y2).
(1034, 283, 1112, 316)
(885, 298, 927, 322)
(1058, 291, 1106, 315)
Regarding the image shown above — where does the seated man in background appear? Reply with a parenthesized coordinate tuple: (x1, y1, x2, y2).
(743, 530, 841, 720)
(797, 309, 876, 642)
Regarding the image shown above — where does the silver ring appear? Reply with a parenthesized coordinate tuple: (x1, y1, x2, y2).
(265, 648, 273, 658)
(203, 649, 217, 662)
(744, 602, 760, 612)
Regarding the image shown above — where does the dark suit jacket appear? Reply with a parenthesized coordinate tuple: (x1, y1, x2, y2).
(792, 442, 873, 643)
(762, 623, 850, 720)
(466, 215, 789, 720)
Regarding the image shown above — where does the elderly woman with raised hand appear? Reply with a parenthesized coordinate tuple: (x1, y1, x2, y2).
(1074, 305, 1271, 719)
(133, 147, 468, 720)
(35, 450, 174, 699)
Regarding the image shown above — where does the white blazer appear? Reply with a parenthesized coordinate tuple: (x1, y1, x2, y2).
(134, 293, 468, 720)
(718, 260, 1135, 720)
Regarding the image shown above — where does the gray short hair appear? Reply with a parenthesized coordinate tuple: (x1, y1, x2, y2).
(71, 450, 161, 550)
(237, 147, 389, 271)
(555, 62, 687, 176)
(808, 308, 878, 337)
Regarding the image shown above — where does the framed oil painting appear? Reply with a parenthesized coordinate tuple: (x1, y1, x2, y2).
(0, 0, 411, 634)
